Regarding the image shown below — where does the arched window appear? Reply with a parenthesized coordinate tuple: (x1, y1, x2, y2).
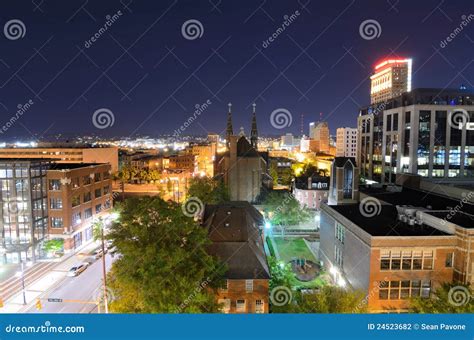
(343, 161, 353, 199)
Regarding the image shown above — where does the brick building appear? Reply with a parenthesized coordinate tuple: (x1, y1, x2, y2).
(202, 201, 270, 313)
(47, 163, 113, 251)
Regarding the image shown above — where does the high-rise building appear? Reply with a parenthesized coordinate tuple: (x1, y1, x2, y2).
(370, 58, 412, 104)
(358, 88, 474, 184)
(336, 127, 358, 158)
(0, 159, 49, 264)
(309, 121, 330, 153)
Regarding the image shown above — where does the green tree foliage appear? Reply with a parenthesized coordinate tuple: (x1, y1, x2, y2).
(263, 191, 312, 226)
(273, 286, 367, 313)
(118, 166, 161, 183)
(187, 177, 229, 204)
(43, 239, 64, 254)
(410, 283, 474, 313)
(107, 196, 226, 313)
(268, 256, 295, 291)
(269, 164, 279, 185)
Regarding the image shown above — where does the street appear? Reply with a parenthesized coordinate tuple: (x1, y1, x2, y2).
(26, 254, 115, 313)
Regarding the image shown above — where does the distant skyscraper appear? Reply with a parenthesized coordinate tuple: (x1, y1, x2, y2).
(226, 103, 234, 149)
(370, 58, 412, 104)
(250, 103, 258, 149)
(309, 121, 330, 153)
(336, 127, 358, 158)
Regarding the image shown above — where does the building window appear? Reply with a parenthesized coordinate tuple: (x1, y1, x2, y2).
(104, 199, 111, 209)
(335, 245, 343, 267)
(221, 280, 228, 291)
(72, 212, 81, 226)
(83, 175, 91, 186)
(49, 179, 61, 191)
(236, 299, 246, 313)
(380, 250, 434, 271)
(218, 299, 231, 313)
(84, 191, 92, 202)
(245, 280, 253, 293)
(103, 185, 110, 195)
(84, 208, 93, 220)
(378, 280, 430, 300)
(445, 253, 454, 268)
(95, 188, 102, 198)
(50, 197, 62, 210)
(95, 204, 102, 214)
(71, 195, 80, 207)
(94, 173, 101, 182)
(71, 177, 80, 189)
(51, 217, 63, 228)
(335, 223, 345, 244)
(255, 300, 264, 313)
(103, 171, 110, 180)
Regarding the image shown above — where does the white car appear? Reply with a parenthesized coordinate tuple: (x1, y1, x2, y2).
(67, 263, 89, 277)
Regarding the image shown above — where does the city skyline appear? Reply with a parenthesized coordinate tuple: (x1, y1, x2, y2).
(1, 0, 473, 139)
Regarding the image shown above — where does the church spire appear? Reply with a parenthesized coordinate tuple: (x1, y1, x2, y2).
(226, 103, 233, 149)
(250, 103, 258, 149)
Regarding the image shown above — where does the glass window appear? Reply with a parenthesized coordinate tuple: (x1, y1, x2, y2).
(71, 177, 80, 189)
(51, 217, 63, 228)
(83, 175, 91, 185)
(95, 204, 102, 214)
(421, 281, 431, 298)
(245, 280, 253, 292)
(236, 299, 246, 313)
(445, 253, 454, 268)
(95, 188, 102, 198)
(84, 208, 93, 219)
(84, 191, 92, 202)
(94, 173, 101, 182)
(50, 197, 62, 209)
(49, 180, 61, 191)
(72, 212, 81, 226)
(72, 195, 80, 207)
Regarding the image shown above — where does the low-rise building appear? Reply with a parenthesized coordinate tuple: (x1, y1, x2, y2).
(293, 176, 329, 210)
(202, 201, 270, 313)
(47, 163, 113, 252)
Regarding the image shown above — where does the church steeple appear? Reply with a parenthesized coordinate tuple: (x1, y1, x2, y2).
(226, 103, 233, 149)
(250, 103, 258, 149)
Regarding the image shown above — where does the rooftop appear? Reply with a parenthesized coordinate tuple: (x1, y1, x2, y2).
(202, 201, 270, 280)
(328, 204, 451, 237)
(49, 162, 108, 170)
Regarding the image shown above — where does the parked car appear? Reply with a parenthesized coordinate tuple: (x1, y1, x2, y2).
(93, 248, 108, 259)
(67, 263, 89, 277)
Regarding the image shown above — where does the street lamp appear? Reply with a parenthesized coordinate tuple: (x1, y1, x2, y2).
(16, 260, 33, 305)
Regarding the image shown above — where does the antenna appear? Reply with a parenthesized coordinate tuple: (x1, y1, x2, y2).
(228, 102, 232, 113)
(252, 103, 256, 113)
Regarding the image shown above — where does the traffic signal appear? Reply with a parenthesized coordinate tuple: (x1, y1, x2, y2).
(35, 298, 42, 311)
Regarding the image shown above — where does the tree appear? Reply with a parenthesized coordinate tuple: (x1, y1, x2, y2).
(410, 283, 474, 313)
(268, 256, 294, 291)
(263, 191, 312, 226)
(43, 239, 64, 256)
(106, 196, 226, 313)
(269, 163, 279, 185)
(187, 177, 229, 205)
(273, 286, 367, 313)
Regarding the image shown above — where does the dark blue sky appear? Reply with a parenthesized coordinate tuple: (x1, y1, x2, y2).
(0, 0, 473, 140)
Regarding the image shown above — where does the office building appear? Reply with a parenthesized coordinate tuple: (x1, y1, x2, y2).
(336, 127, 358, 158)
(320, 159, 473, 312)
(202, 201, 270, 313)
(370, 58, 412, 104)
(309, 121, 330, 153)
(47, 163, 113, 251)
(0, 159, 49, 264)
(358, 88, 474, 184)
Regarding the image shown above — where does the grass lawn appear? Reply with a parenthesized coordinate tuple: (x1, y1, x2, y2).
(272, 238, 316, 263)
(271, 237, 326, 289)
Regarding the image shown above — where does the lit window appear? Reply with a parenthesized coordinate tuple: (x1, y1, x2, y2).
(255, 300, 264, 313)
(236, 299, 246, 313)
(245, 280, 253, 292)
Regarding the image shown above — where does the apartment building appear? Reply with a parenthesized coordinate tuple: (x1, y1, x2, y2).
(47, 163, 113, 251)
(202, 201, 270, 313)
(336, 127, 358, 158)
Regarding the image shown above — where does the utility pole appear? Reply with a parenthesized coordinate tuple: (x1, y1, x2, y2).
(100, 226, 109, 314)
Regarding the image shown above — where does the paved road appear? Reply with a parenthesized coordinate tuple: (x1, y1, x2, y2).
(27, 254, 115, 313)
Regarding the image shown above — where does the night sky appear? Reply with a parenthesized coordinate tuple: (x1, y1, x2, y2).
(0, 0, 473, 140)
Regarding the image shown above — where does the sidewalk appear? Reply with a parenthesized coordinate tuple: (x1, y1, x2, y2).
(0, 240, 102, 313)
